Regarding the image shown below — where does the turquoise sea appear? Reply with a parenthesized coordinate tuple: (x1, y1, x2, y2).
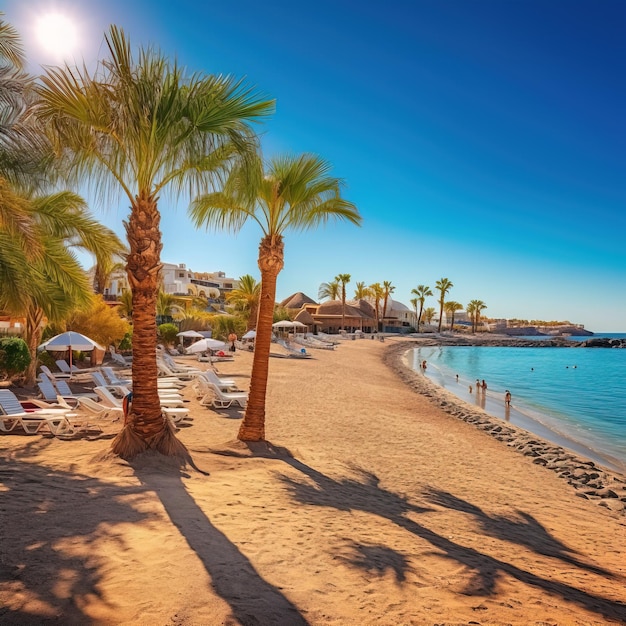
(409, 335, 626, 474)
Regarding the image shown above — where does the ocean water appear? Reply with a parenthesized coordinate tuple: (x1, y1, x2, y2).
(408, 334, 626, 473)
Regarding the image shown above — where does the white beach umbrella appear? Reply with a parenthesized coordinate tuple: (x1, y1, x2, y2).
(176, 330, 205, 338)
(272, 320, 294, 329)
(38, 331, 104, 369)
(185, 338, 227, 354)
(242, 330, 256, 340)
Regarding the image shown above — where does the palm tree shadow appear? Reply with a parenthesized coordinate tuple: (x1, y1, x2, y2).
(336, 542, 410, 583)
(0, 452, 150, 624)
(424, 488, 617, 578)
(277, 456, 626, 623)
(133, 457, 309, 625)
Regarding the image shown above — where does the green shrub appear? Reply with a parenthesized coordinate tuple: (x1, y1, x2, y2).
(0, 337, 31, 378)
(158, 323, 179, 346)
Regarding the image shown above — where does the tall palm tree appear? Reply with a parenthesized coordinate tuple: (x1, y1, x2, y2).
(381, 280, 395, 326)
(190, 152, 361, 441)
(318, 280, 340, 301)
(467, 299, 487, 333)
(226, 274, 261, 330)
(354, 281, 369, 300)
(368, 282, 384, 332)
(435, 277, 454, 333)
(335, 273, 351, 331)
(37, 26, 274, 458)
(411, 284, 432, 333)
(444, 300, 463, 331)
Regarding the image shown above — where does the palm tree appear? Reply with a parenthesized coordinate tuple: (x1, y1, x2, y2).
(226, 274, 261, 330)
(435, 278, 454, 333)
(410, 284, 433, 333)
(423, 307, 436, 326)
(369, 282, 385, 332)
(381, 280, 395, 326)
(190, 152, 361, 441)
(318, 280, 340, 301)
(444, 300, 463, 331)
(37, 26, 274, 458)
(467, 299, 487, 333)
(335, 273, 351, 331)
(354, 281, 369, 300)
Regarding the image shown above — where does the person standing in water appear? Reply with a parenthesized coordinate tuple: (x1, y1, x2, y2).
(505, 390, 511, 406)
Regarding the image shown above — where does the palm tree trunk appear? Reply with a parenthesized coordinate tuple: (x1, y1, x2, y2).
(238, 234, 284, 442)
(24, 306, 45, 385)
(417, 303, 424, 333)
(111, 193, 183, 458)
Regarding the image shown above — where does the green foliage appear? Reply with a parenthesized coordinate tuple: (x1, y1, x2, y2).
(158, 323, 179, 346)
(0, 337, 31, 378)
(118, 330, 133, 352)
(209, 315, 246, 341)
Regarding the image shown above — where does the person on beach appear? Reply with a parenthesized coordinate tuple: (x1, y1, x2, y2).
(476, 379, 481, 392)
(228, 332, 237, 352)
(482, 379, 487, 391)
(469, 385, 473, 394)
(456, 374, 459, 382)
(505, 390, 511, 406)
(422, 360, 427, 370)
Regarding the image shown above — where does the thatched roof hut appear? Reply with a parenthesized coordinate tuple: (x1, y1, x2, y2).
(280, 292, 318, 310)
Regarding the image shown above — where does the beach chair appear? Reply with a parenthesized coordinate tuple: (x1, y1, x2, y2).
(40, 364, 71, 381)
(0, 389, 91, 437)
(199, 369, 239, 391)
(93, 386, 190, 423)
(199, 381, 248, 409)
(37, 377, 80, 408)
(157, 359, 198, 381)
(76, 396, 123, 420)
(161, 353, 204, 375)
(56, 359, 81, 375)
(101, 367, 132, 386)
(53, 378, 99, 401)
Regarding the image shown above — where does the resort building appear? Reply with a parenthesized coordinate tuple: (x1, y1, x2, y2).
(280, 293, 417, 334)
(89, 262, 239, 306)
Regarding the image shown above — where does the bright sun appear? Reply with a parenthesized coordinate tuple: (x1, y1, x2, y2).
(35, 13, 78, 59)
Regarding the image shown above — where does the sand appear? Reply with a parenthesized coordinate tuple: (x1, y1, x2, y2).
(1, 337, 626, 625)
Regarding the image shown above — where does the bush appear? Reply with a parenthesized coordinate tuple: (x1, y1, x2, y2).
(158, 323, 179, 346)
(0, 337, 31, 379)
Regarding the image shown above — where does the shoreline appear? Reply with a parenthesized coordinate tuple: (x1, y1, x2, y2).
(383, 339, 626, 515)
(411, 345, 626, 474)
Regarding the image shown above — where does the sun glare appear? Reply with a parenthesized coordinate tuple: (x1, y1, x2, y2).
(35, 12, 79, 59)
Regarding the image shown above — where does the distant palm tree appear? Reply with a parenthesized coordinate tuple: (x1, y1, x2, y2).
(335, 273, 351, 330)
(445, 300, 463, 330)
(369, 282, 385, 331)
(381, 281, 395, 327)
(435, 278, 454, 333)
(467, 299, 487, 333)
(411, 284, 433, 333)
(423, 307, 436, 326)
(37, 25, 274, 458)
(318, 280, 340, 301)
(354, 281, 370, 300)
(190, 152, 361, 442)
(226, 274, 261, 330)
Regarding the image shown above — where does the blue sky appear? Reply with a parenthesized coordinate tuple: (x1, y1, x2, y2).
(5, 0, 626, 331)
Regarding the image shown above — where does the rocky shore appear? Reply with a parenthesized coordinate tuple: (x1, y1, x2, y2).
(409, 332, 626, 348)
(384, 340, 626, 517)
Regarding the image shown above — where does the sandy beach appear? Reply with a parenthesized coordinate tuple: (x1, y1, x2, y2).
(1, 337, 626, 625)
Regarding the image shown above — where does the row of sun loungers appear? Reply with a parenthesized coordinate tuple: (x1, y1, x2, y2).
(0, 351, 250, 438)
